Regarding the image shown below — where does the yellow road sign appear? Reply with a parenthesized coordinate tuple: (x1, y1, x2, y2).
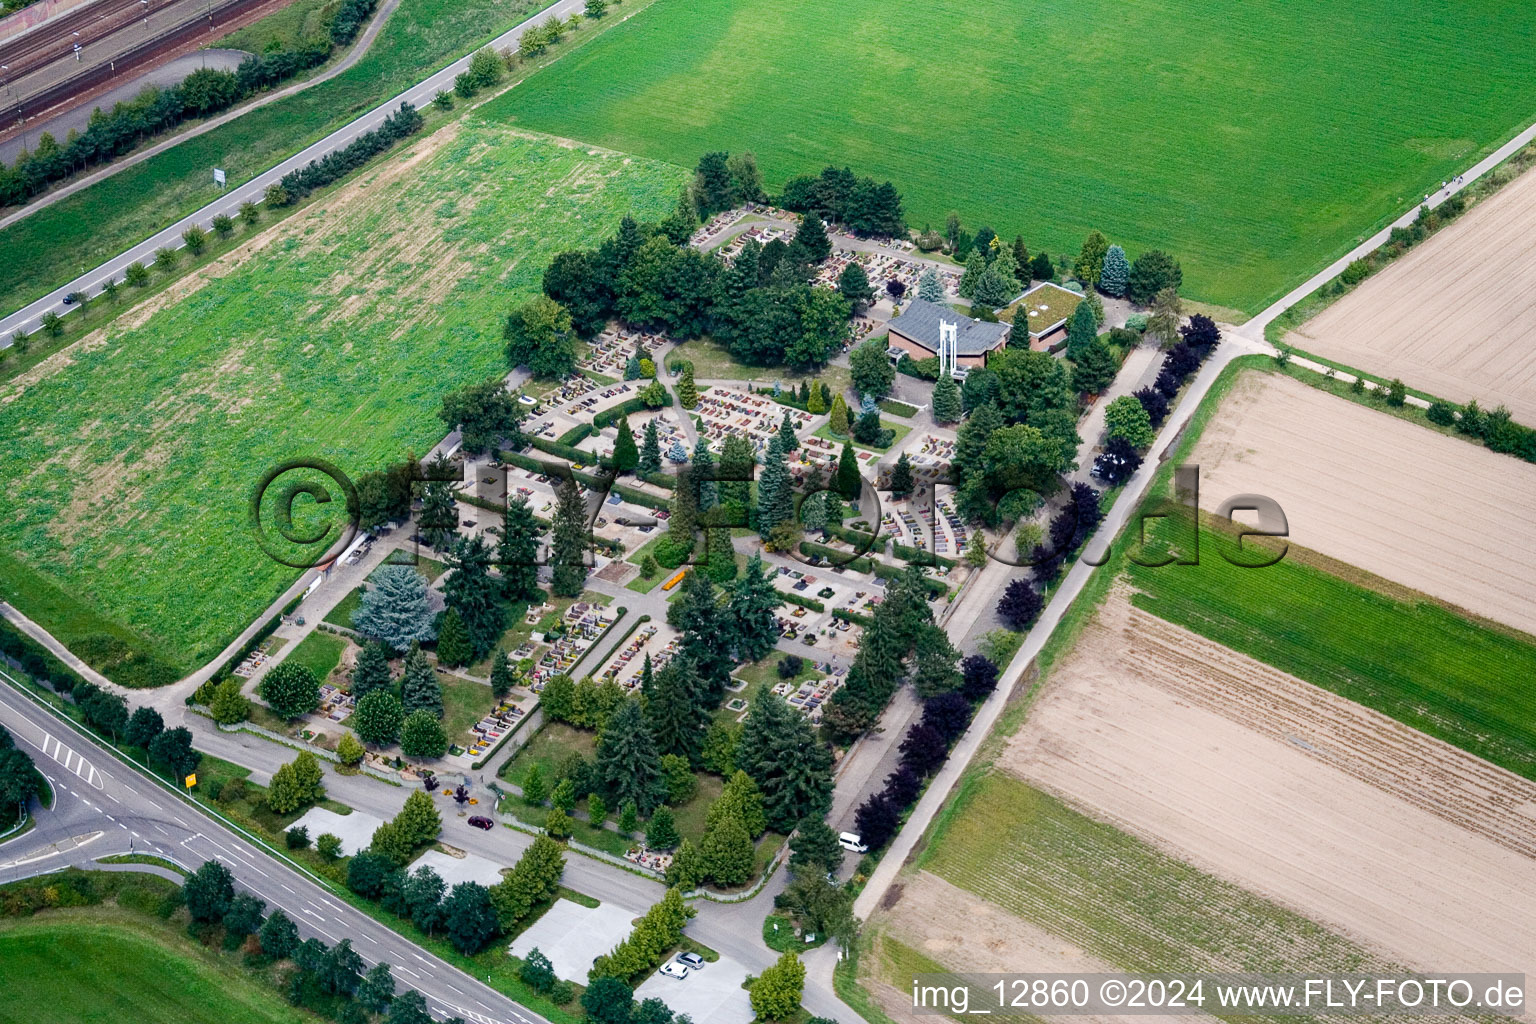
(184, 773, 197, 788)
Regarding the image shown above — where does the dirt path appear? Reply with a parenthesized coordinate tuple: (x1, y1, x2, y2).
(1190, 372, 1536, 637)
(1001, 589, 1536, 977)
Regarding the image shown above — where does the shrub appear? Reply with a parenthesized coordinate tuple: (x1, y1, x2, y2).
(1426, 400, 1457, 426)
(286, 826, 311, 850)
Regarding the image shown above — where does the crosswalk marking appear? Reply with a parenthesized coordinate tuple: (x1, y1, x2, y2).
(37, 731, 103, 789)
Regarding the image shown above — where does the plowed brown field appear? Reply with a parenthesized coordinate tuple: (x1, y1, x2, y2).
(1002, 590, 1536, 976)
(1285, 161, 1536, 424)
(1190, 372, 1536, 637)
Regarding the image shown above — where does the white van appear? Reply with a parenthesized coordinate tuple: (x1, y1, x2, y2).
(838, 832, 868, 854)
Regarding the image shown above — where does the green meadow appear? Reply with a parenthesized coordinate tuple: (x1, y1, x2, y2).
(486, 0, 1536, 313)
(0, 124, 684, 680)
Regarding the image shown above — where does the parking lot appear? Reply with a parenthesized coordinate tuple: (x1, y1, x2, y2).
(635, 953, 753, 1024)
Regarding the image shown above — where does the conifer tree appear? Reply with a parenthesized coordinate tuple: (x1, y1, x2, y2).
(828, 393, 850, 437)
(595, 698, 666, 814)
(498, 495, 542, 602)
(351, 640, 392, 699)
(400, 643, 443, 718)
(490, 649, 516, 700)
(435, 608, 473, 668)
(613, 417, 639, 472)
(725, 553, 781, 662)
(931, 373, 961, 424)
(677, 364, 698, 409)
(638, 420, 662, 475)
(550, 477, 589, 597)
(692, 436, 717, 511)
(917, 267, 944, 303)
(836, 442, 860, 501)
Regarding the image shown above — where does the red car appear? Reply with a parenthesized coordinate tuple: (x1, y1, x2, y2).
(467, 816, 494, 830)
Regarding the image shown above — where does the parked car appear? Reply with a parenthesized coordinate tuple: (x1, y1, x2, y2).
(675, 952, 704, 970)
(467, 816, 494, 830)
(658, 962, 689, 981)
(838, 832, 868, 854)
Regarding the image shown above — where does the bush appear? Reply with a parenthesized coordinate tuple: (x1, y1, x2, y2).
(286, 826, 311, 850)
(1341, 258, 1372, 286)
(1426, 400, 1457, 426)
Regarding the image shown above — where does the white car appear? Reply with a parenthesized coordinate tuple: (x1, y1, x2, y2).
(658, 961, 690, 981)
(838, 831, 869, 854)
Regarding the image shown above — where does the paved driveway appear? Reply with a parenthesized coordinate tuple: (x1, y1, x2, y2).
(508, 898, 638, 983)
(635, 954, 753, 1024)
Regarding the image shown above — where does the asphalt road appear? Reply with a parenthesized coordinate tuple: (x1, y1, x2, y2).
(0, 669, 550, 1024)
(0, 0, 585, 339)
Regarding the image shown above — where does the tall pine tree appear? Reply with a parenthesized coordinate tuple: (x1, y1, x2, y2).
(738, 691, 833, 832)
(351, 640, 392, 699)
(836, 442, 861, 500)
(755, 442, 794, 539)
(645, 660, 709, 765)
(638, 420, 662, 475)
(550, 477, 588, 598)
(445, 533, 504, 658)
(498, 496, 542, 602)
(726, 553, 781, 662)
(612, 417, 639, 472)
(595, 698, 666, 814)
(692, 436, 717, 512)
(400, 643, 443, 718)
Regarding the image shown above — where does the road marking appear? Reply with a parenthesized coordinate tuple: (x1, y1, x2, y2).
(37, 732, 102, 789)
(153, 825, 169, 836)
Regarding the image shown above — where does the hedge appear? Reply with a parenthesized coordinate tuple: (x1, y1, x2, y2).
(778, 591, 826, 613)
(890, 541, 958, 569)
(832, 608, 875, 628)
(799, 541, 874, 574)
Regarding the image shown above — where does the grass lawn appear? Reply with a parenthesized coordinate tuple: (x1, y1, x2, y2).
(625, 532, 686, 594)
(321, 586, 363, 628)
(381, 550, 448, 583)
(285, 631, 348, 682)
(0, 127, 683, 679)
(440, 672, 494, 748)
(0, 918, 314, 1024)
(663, 337, 852, 396)
(484, 0, 1536, 313)
(498, 721, 598, 789)
(876, 399, 918, 419)
(1125, 519, 1536, 782)
(718, 650, 818, 724)
(919, 772, 1385, 975)
(814, 420, 910, 454)
(215, 0, 337, 53)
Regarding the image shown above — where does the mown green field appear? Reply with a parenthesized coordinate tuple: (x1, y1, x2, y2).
(1125, 522, 1536, 782)
(919, 773, 1386, 984)
(0, 125, 684, 679)
(485, 0, 1536, 313)
(0, 920, 311, 1024)
(0, 0, 564, 315)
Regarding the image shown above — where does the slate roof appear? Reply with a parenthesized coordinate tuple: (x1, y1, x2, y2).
(887, 298, 1011, 356)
